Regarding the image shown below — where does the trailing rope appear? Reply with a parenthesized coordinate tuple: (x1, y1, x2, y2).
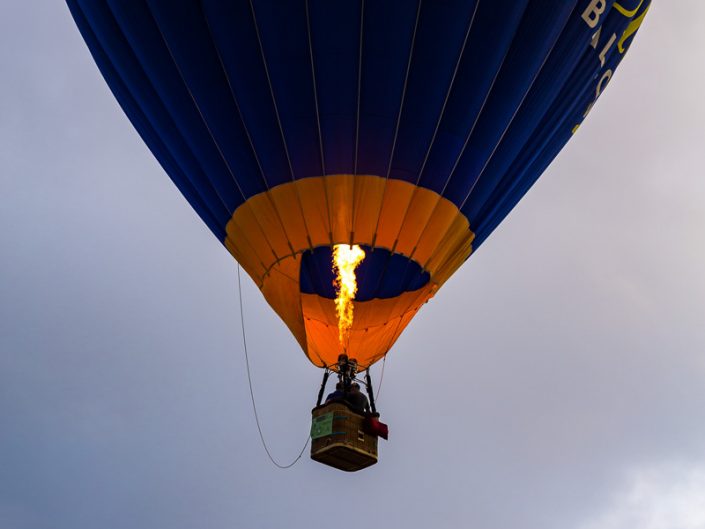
(236, 264, 310, 469)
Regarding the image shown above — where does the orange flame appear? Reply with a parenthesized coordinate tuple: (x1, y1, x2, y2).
(332, 244, 366, 350)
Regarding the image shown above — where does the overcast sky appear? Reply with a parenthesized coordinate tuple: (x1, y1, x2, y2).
(2, 2, 705, 529)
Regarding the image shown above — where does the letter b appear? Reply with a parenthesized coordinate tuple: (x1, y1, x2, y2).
(582, 0, 607, 28)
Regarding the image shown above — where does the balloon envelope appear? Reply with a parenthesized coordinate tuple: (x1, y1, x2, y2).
(67, 0, 650, 368)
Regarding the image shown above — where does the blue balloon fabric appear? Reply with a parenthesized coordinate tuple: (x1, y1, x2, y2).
(67, 0, 651, 367)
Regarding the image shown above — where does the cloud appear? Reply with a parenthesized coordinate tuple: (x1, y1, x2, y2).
(579, 462, 705, 529)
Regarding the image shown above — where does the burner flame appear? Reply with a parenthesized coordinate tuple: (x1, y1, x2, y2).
(332, 244, 366, 350)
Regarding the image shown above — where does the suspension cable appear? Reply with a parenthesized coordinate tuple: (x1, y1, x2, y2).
(236, 264, 310, 469)
(376, 355, 387, 400)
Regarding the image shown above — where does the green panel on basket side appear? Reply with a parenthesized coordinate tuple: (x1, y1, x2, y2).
(311, 413, 334, 440)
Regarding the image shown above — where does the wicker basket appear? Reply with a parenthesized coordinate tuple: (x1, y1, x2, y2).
(310, 402, 378, 472)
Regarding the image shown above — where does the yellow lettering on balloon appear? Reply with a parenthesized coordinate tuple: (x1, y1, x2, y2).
(590, 27, 602, 50)
(582, 0, 607, 29)
(618, 6, 650, 53)
(613, 0, 645, 18)
(582, 69, 613, 119)
(598, 32, 617, 66)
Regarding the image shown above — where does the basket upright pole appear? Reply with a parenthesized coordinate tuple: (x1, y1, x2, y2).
(316, 370, 330, 407)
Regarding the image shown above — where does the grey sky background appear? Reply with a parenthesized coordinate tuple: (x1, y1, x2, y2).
(2, 2, 704, 529)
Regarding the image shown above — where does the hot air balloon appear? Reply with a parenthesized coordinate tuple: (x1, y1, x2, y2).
(66, 0, 651, 470)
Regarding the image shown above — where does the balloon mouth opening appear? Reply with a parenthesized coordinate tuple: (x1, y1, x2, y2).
(299, 245, 431, 301)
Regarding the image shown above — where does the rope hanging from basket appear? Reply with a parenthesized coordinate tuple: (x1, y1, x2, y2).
(237, 264, 310, 469)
